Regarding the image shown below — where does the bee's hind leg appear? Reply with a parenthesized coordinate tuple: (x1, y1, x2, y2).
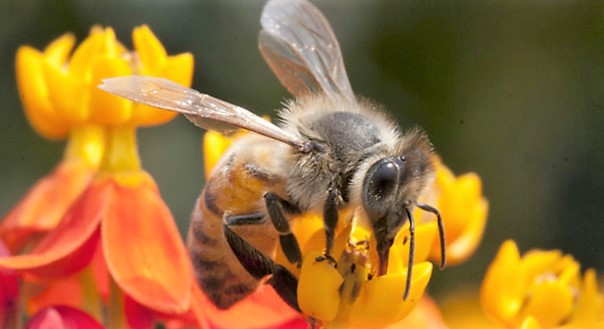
(264, 192, 303, 268)
(224, 224, 300, 311)
(223, 211, 266, 226)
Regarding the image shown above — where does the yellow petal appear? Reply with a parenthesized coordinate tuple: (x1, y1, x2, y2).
(426, 161, 489, 265)
(349, 262, 433, 329)
(133, 25, 167, 73)
(15, 46, 69, 139)
(437, 197, 488, 265)
(88, 57, 132, 125)
(519, 317, 544, 329)
(69, 28, 106, 79)
(43, 33, 75, 66)
(521, 250, 563, 283)
(434, 159, 455, 187)
(43, 58, 87, 124)
(131, 53, 194, 126)
(440, 172, 484, 239)
(203, 131, 233, 178)
(298, 251, 343, 322)
(480, 240, 525, 322)
(520, 281, 574, 328)
(388, 221, 437, 275)
(569, 269, 604, 325)
(160, 53, 194, 86)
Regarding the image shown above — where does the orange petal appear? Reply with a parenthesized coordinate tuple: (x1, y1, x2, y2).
(102, 177, 192, 314)
(25, 274, 84, 315)
(0, 159, 96, 253)
(195, 284, 302, 329)
(15, 46, 69, 139)
(0, 181, 108, 277)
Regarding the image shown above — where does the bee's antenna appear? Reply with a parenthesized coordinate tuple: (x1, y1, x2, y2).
(417, 203, 446, 269)
(403, 207, 416, 301)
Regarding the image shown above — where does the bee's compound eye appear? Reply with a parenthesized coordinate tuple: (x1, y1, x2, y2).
(362, 158, 401, 220)
(369, 161, 398, 196)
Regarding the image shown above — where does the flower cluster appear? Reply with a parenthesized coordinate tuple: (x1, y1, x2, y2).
(481, 240, 604, 329)
(0, 25, 204, 327)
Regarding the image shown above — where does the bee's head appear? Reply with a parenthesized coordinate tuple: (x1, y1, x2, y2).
(359, 129, 434, 275)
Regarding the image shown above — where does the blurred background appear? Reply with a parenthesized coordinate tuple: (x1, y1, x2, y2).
(1, 0, 603, 302)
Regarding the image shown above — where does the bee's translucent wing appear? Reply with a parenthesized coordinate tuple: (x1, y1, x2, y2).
(259, 0, 355, 102)
(99, 76, 311, 152)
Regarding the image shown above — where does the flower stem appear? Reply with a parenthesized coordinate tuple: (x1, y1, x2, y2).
(80, 266, 103, 322)
(108, 278, 127, 329)
(100, 125, 141, 173)
(64, 124, 106, 167)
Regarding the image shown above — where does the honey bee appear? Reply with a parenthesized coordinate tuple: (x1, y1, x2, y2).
(100, 0, 446, 310)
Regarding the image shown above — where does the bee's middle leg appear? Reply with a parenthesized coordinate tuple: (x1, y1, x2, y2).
(264, 192, 303, 268)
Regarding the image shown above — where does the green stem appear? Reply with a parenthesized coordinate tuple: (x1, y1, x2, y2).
(64, 124, 106, 167)
(108, 278, 127, 329)
(80, 266, 103, 322)
(100, 125, 141, 173)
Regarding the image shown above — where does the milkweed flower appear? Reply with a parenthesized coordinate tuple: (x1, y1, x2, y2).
(481, 240, 604, 329)
(0, 25, 200, 326)
(0, 31, 106, 252)
(200, 130, 464, 329)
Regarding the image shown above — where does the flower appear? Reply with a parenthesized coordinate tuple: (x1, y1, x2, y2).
(416, 157, 489, 266)
(481, 240, 604, 329)
(0, 25, 200, 327)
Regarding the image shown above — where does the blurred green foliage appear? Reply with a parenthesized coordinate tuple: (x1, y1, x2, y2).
(1, 0, 603, 296)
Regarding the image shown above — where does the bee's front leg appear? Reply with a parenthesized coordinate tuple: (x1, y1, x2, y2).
(315, 188, 340, 265)
(264, 192, 303, 268)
